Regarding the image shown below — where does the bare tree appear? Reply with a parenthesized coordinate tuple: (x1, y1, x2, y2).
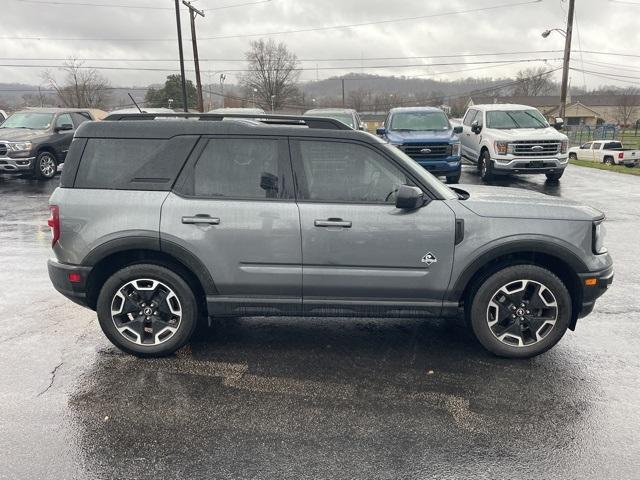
(43, 58, 110, 108)
(347, 88, 370, 111)
(240, 39, 300, 111)
(512, 67, 555, 96)
(615, 87, 640, 128)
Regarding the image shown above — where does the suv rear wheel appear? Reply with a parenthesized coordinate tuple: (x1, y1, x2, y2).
(468, 265, 571, 358)
(96, 264, 198, 357)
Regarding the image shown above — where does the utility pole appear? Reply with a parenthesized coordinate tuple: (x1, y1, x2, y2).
(173, 0, 189, 112)
(183, 1, 205, 112)
(220, 74, 226, 108)
(341, 78, 345, 107)
(559, 0, 575, 121)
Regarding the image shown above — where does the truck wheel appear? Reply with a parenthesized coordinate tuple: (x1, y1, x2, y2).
(545, 171, 564, 181)
(467, 265, 571, 358)
(480, 151, 493, 181)
(603, 157, 614, 165)
(96, 264, 198, 357)
(34, 151, 57, 180)
(446, 173, 461, 184)
(568, 153, 577, 160)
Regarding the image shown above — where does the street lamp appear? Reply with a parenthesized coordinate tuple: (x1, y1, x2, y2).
(252, 87, 258, 107)
(541, 0, 574, 122)
(219, 74, 226, 108)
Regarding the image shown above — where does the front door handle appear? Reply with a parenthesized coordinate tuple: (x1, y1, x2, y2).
(182, 215, 220, 225)
(314, 218, 352, 228)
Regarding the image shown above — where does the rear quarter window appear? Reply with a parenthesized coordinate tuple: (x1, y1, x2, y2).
(73, 136, 198, 190)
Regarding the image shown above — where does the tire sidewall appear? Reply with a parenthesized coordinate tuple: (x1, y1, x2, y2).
(480, 150, 492, 181)
(35, 151, 57, 180)
(96, 264, 198, 357)
(469, 265, 571, 358)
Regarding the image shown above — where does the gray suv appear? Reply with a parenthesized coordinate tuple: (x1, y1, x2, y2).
(47, 113, 613, 359)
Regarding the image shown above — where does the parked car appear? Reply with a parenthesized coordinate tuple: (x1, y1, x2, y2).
(568, 140, 639, 167)
(376, 107, 462, 184)
(460, 104, 569, 182)
(208, 107, 266, 114)
(47, 113, 613, 359)
(303, 108, 365, 130)
(0, 108, 95, 179)
(0, 110, 7, 124)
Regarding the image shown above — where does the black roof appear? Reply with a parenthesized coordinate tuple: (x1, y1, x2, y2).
(75, 118, 380, 143)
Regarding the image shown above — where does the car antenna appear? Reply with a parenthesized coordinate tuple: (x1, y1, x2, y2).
(128, 93, 144, 113)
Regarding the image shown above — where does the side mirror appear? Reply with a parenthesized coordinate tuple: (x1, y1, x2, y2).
(471, 121, 482, 134)
(56, 123, 73, 132)
(395, 185, 424, 210)
(376, 127, 386, 136)
(553, 117, 564, 130)
(453, 126, 463, 134)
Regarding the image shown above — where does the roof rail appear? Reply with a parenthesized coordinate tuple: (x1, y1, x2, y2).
(102, 112, 352, 130)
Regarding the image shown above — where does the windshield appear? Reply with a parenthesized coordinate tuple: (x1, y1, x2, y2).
(311, 112, 354, 128)
(486, 110, 548, 129)
(383, 144, 457, 200)
(390, 111, 450, 131)
(0, 112, 54, 130)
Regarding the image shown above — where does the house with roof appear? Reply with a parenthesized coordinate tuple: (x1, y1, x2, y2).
(465, 94, 640, 127)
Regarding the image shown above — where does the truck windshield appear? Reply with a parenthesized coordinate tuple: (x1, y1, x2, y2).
(486, 110, 548, 129)
(0, 112, 55, 130)
(390, 111, 450, 131)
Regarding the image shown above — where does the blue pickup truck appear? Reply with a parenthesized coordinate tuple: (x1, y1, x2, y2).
(377, 106, 462, 184)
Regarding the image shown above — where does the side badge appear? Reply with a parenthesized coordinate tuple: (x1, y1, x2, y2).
(421, 252, 437, 266)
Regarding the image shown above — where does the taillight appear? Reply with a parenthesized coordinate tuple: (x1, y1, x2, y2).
(618, 152, 624, 159)
(48, 205, 60, 246)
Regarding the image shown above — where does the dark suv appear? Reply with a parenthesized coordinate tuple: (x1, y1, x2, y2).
(0, 108, 95, 179)
(47, 113, 613, 359)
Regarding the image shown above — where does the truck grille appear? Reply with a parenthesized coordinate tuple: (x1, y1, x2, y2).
(0, 144, 7, 156)
(400, 143, 451, 158)
(512, 140, 560, 157)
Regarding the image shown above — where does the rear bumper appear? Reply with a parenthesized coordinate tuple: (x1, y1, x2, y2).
(576, 264, 614, 319)
(412, 156, 461, 176)
(0, 156, 35, 172)
(47, 258, 93, 309)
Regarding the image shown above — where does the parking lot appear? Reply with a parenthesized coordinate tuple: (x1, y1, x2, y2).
(1, 164, 639, 479)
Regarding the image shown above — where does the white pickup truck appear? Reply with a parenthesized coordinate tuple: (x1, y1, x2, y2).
(568, 140, 639, 167)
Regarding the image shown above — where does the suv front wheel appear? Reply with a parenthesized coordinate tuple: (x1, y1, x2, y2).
(468, 265, 571, 358)
(96, 264, 198, 357)
(480, 150, 494, 182)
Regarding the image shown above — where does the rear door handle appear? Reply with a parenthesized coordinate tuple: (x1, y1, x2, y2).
(314, 219, 352, 228)
(182, 215, 220, 225)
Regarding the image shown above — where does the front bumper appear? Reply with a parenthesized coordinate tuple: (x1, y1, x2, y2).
(412, 156, 461, 176)
(492, 155, 568, 174)
(47, 258, 93, 309)
(576, 264, 614, 320)
(0, 156, 35, 172)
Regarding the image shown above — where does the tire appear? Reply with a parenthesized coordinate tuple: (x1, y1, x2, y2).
(96, 264, 198, 357)
(33, 151, 57, 180)
(545, 170, 564, 181)
(568, 153, 577, 160)
(467, 265, 571, 358)
(480, 150, 493, 182)
(446, 173, 461, 184)
(603, 157, 614, 165)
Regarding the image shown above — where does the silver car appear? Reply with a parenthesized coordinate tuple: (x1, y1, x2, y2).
(47, 113, 613, 358)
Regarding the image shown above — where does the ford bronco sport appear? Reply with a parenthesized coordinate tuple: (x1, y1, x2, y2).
(47, 113, 613, 358)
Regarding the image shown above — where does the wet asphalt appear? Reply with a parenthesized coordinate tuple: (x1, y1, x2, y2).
(0, 164, 639, 480)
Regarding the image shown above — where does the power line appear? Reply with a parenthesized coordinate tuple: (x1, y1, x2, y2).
(0, 0, 542, 42)
(9, 0, 271, 10)
(570, 68, 640, 86)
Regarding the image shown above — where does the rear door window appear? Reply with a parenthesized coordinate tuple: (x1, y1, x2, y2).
(71, 112, 91, 127)
(74, 136, 198, 190)
(182, 137, 293, 200)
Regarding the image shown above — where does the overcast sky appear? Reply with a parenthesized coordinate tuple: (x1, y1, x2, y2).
(1, 0, 639, 90)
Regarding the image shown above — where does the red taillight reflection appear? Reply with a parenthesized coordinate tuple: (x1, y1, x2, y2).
(48, 205, 60, 246)
(68, 272, 81, 283)
(619, 152, 624, 159)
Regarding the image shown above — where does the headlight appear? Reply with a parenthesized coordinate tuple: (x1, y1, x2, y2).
(451, 143, 460, 156)
(593, 220, 607, 254)
(494, 141, 509, 155)
(8, 141, 32, 152)
(560, 140, 568, 154)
